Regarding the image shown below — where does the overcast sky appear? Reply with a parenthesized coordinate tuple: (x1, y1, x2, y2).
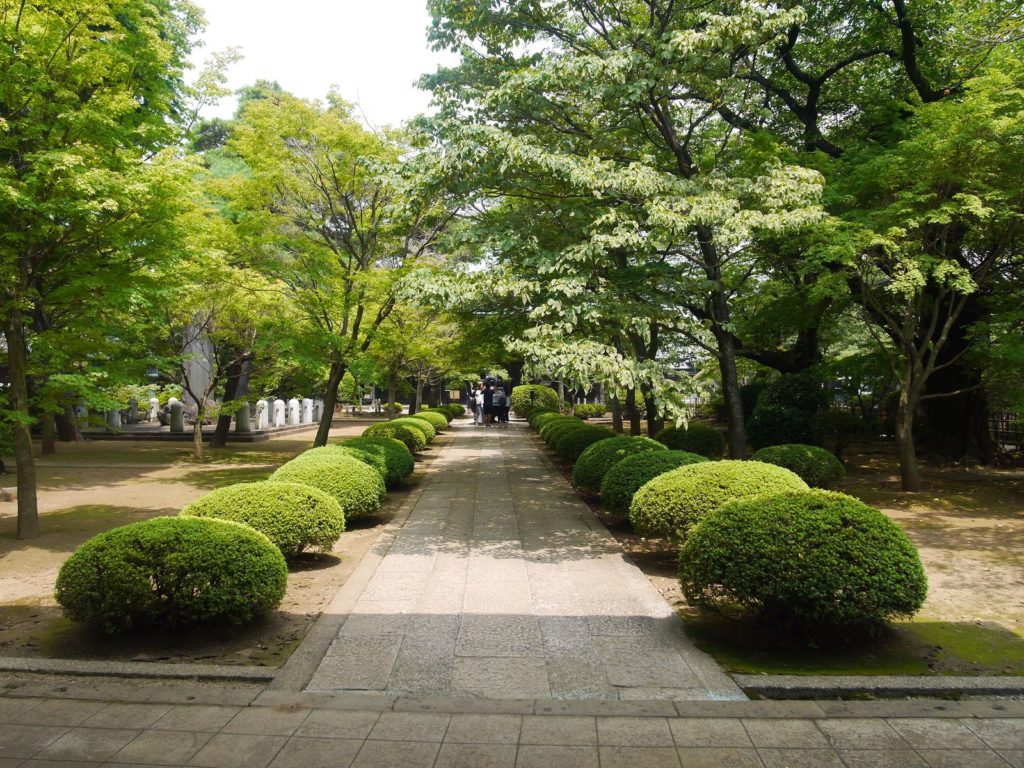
(189, 0, 458, 128)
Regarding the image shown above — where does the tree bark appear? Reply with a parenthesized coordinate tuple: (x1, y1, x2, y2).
(642, 386, 664, 438)
(386, 376, 397, 419)
(895, 384, 922, 492)
(3, 314, 39, 539)
(714, 327, 748, 459)
(191, 410, 204, 460)
(211, 358, 249, 448)
(40, 412, 56, 455)
(314, 361, 345, 447)
(625, 388, 641, 436)
(56, 408, 82, 441)
(411, 379, 424, 415)
(610, 394, 623, 434)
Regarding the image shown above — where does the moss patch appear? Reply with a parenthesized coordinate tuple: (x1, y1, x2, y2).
(684, 614, 1024, 676)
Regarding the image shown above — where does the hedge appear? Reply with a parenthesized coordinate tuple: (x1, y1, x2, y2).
(511, 384, 559, 417)
(529, 410, 562, 429)
(572, 436, 666, 493)
(410, 410, 449, 431)
(271, 451, 386, 520)
(55, 517, 287, 633)
(182, 480, 345, 557)
(445, 403, 467, 418)
(340, 436, 415, 486)
(748, 403, 820, 449)
(629, 460, 808, 539)
(391, 416, 436, 443)
(654, 423, 726, 458)
(600, 450, 710, 515)
(573, 403, 607, 419)
(679, 490, 928, 631)
(554, 425, 616, 463)
(752, 444, 845, 488)
(362, 421, 426, 452)
(540, 417, 584, 447)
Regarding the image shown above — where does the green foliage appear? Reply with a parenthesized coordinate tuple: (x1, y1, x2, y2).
(540, 417, 585, 446)
(529, 410, 561, 429)
(573, 403, 608, 419)
(445, 403, 467, 418)
(511, 385, 559, 417)
(55, 517, 287, 634)
(341, 436, 415, 486)
(271, 451, 386, 520)
(411, 411, 449, 431)
(181, 481, 345, 557)
(655, 424, 726, 458)
(423, 405, 456, 422)
(572, 436, 666, 493)
(554, 425, 616, 463)
(600, 450, 710, 515)
(391, 416, 436, 443)
(629, 460, 808, 539)
(759, 373, 828, 416)
(679, 491, 928, 632)
(752, 444, 846, 489)
(748, 404, 820, 450)
(363, 421, 426, 452)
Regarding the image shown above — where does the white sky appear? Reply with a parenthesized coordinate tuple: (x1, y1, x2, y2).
(188, 0, 459, 129)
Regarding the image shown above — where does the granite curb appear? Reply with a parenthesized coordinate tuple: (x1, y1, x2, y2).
(735, 674, 1024, 700)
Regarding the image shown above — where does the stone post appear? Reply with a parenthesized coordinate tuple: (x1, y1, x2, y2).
(273, 399, 286, 428)
(235, 402, 252, 433)
(148, 397, 160, 423)
(301, 398, 313, 423)
(105, 410, 122, 431)
(169, 400, 185, 433)
(287, 398, 300, 425)
(255, 400, 269, 430)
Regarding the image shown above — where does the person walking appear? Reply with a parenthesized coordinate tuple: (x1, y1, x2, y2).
(473, 384, 485, 426)
(494, 386, 509, 425)
(482, 382, 495, 426)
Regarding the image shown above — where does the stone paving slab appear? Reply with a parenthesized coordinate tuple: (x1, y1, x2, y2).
(304, 422, 743, 701)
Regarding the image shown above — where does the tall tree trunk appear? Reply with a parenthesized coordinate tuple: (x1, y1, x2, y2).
(895, 381, 922, 491)
(625, 388, 641, 436)
(610, 394, 623, 434)
(211, 358, 249, 448)
(192, 406, 205, 460)
(642, 386, 663, 438)
(40, 412, 56, 455)
(411, 379, 424, 415)
(3, 314, 39, 539)
(386, 376, 397, 419)
(314, 362, 345, 447)
(714, 328, 748, 459)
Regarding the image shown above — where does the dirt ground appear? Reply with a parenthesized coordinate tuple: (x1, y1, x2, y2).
(0, 418, 435, 666)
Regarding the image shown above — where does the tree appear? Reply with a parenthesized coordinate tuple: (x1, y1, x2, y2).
(0, 0, 202, 538)
(224, 90, 457, 446)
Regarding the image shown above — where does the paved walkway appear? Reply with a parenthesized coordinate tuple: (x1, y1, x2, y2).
(305, 422, 740, 701)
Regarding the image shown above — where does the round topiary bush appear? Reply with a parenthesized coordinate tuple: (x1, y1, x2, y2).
(747, 403, 819, 449)
(541, 418, 584, 447)
(271, 451, 386, 520)
(340, 436, 414, 486)
(555, 425, 616, 463)
(55, 516, 287, 633)
(426, 405, 455, 422)
(752, 444, 845, 488)
(392, 416, 435, 443)
(679, 490, 928, 631)
(629, 460, 808, 539)
(446, 403, 466, 418)
(600, 450, 710, 515)
(411, 411, 449, 432)
(363, 421, 426, 452)
(655, 423, 726, 458)
(572, 436, 667, 493)
(528, 409, 558, 428)
(511, 384, 559, 418)
(182, 481, 345, 557)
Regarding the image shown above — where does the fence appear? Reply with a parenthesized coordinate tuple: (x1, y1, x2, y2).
(990, 412, 1024, 452)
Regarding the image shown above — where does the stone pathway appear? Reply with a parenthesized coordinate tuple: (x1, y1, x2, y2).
(306, 422, 741, 701)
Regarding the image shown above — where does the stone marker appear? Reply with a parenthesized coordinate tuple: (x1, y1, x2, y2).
(148, 397, 160, 422)
(105, 409, 122, 431)
(301, 397, 313, 423)
(273, 399, 286, 428)
(168, 399, 185, 433)
(255, 399, 269, 430)
(127, 398, 138, 424)
(235, 402, 251, 433)
(287, 398, 300, 425)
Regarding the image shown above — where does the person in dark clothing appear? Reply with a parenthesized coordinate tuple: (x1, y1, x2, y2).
(482, 383, 495, 426)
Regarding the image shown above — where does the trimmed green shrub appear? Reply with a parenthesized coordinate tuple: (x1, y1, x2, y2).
(554, 425, 615, 463)
(747, 403, 819, 449)
(679, 491, 928, 631)
(759, 371, 828, 415)
(425, 405, 456, 422)
(446, 403, 466, 418)
(271, 451, 386, 520)
(530, 410, 562, 429)
(540, 417, 584, 447)
(629, 460, 808, 539)
(572, 436, 666, 493)
(655, 423, 726, 458)
(511, 384, 559, 417)
(330, 445, 389, 480)
(573, 403, 608, 419)
(55, 517, 287, 633)
(392, 416, 435, 443)
(411, 411, 449, 432)
(752, 444, 845, 488)
(182, 481, 345, 557)
(363, 421, 426, 452)
(600, 450, 709, 515)
(341, 436, 414, 486)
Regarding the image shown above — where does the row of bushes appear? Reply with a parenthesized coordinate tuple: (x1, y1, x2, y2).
(54, 408, 462, 634)
(526, 409, 927, 635)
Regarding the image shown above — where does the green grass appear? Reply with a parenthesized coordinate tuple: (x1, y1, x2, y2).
(684, 615, 1024, 676)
